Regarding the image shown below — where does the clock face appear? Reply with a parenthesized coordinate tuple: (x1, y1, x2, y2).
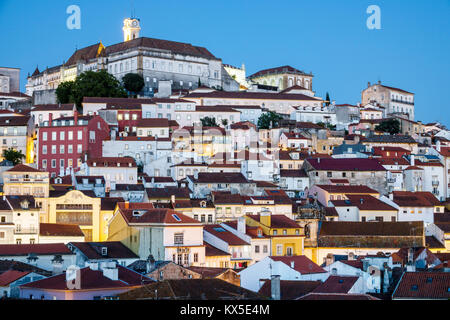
(132, 20, 138, 27)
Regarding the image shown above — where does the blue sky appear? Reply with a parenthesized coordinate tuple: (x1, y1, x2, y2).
(1, 0, 449, 126)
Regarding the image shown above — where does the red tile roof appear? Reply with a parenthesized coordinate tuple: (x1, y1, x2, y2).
(20, 265, 149, 290)
(258, 280, 321, 300)
(315, 185, 379, 194)
(86, 157, 137, 168)
(249, 65, 310, 78)
(392, 191, 441, 207)
(117, 203, 200, 225)
(204, 225, 250, 246)
(69, 242, 139, 260)
(392, 272, 450, 299)
(6, 164, 43, 173)
(204, 242, 231, 257)
(312, 276, 359, 293)
(247, 214, 300, 229)
(298, 293, 379, 300)
(105, 37, 217, 60)
(319, 221, 424, 237)
(306, 158, 386, 171)
(0, 270, 31, 286)
(270, 256, 327, 274)
(39, 223, 85, 237)
(0, 244, 73, 256)
(343, 195, 397, 211)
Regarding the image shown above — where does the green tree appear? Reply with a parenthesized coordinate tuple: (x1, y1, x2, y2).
(198, 77, 202, 87)
(375, 119, 401, 134)
(257, 112, 283, 129)
(325, 92, 331, 106)
(122, 73, 145, 96)
(55, 81, 75, 104)
(64, 70, 128, 108)
(200, 117, 218, 127)
(221, 119, 228, 127)
(3, 148, 25, 165)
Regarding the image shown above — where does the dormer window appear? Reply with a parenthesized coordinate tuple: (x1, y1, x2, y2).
(20, 200, 29, 210)
(101, 247, 108, 256)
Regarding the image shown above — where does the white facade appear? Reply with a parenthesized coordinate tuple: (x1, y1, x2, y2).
(238, 256, 329, 292)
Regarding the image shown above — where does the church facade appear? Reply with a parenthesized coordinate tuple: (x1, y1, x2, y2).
(26, 18, 239, 100)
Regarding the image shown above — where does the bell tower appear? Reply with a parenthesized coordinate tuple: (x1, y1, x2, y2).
(123, 18, 141, 42)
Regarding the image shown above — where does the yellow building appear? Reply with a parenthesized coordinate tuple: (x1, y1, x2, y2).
(108, 202, 206, 265)
(99, 197, 124, 242)
(45, 190, 102, 242)
(245, 211, 304, 257)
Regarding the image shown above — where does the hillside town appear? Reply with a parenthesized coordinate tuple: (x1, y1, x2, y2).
(0, 17, 449, 301)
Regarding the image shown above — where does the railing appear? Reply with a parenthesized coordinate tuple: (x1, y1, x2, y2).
(14, 228, 38, 235)
(391, 99, 414, 105)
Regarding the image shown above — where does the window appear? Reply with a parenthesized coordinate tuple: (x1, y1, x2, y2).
(43, 132, 48, 141)
(77, 145, 82, 154)
(124, 113, 130, 120)
(263, 245, 268, 253)
(283, 229, 287, 235)
(68, 145, 73, 153)
(60, 159, 64, 168)
(174, 233, 184, 245)
(194, 253, 198, 263)
(327, 172, 332, 177)
(42, 160, 47, 169)
(60, 132, 65, 140)
(42, 145, 47, 155)
(52, 132, 57, 141)
(276, 245, 283, 256)
(68, 131, 73, 140)
(51, 159, 56, 168)
(60, 145, 64, 154)
(51, 145, 56, 154)
(208, 215, 213, 223)
(77, 131, 82, 140)
(255, 245, 260, 253)
(273, 230, 278, 235)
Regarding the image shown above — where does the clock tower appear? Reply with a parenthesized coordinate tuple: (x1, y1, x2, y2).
(123, 18, 141, 42)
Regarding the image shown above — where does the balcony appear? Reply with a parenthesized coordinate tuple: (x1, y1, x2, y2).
(391, 99, 414, 105)
(14, 228, 38, 235)
(432, 180, 439, 187)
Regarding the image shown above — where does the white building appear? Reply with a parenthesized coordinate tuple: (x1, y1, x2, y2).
(238, 255, 329, 292)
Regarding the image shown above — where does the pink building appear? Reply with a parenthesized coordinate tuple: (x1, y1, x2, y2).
(37, 112, 110, 177)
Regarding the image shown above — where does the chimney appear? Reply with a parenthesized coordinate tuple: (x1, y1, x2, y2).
(325, 253, 334, 266)
(194, 170, 199, 180)
(237, 217, 246, 235)
(378, 80, 381, 85)
(389, 193, 393, 201)
(74, 110, 79, 125)
(271, 275, 281, 301)
(125, 202, 130, 209)
(367, 82, 371, 88)
(436, 139, 441, 152)
(260, 210, 271, 227)
(48, 112, 53, 125)
(290, 261, 295, 269)
(171, 195, 176, 204)
(102, 265, 119, 281)
(410, 154, 415, 166)
(146, 254, 156, 274)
